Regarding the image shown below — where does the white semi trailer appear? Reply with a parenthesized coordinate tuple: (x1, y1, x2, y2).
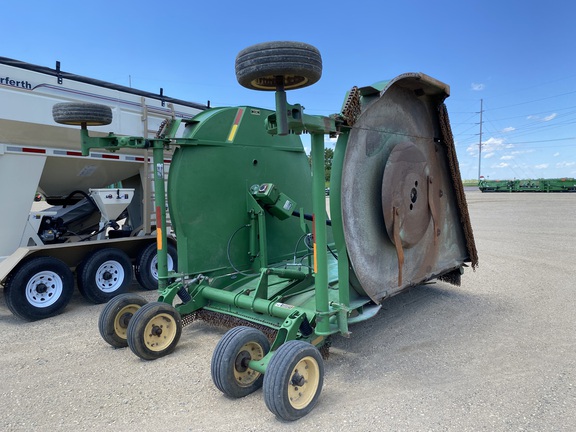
(0, 57, 206, 320)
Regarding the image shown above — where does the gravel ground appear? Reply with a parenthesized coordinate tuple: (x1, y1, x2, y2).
(1, 190, 575, 431)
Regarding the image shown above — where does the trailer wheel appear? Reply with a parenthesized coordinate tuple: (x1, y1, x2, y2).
(127, 302, 182, 360)
(98, 293, 148, 348)
(52, 102, 112, 126)
(77, 248, 133, 304)
(135, 243, 177, 291)
(235, 41, 322, 91)
(211, 326, 270, 398)
(4, 257, 74, 321)
(263, 340, 324, 421)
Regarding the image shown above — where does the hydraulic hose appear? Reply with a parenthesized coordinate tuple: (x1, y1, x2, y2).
(291, 210, 331, 226)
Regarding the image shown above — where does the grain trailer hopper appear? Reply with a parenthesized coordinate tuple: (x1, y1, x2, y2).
(0, 56, 206, 320)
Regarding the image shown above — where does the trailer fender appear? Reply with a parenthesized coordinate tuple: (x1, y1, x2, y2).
(0, 247, 33, 284)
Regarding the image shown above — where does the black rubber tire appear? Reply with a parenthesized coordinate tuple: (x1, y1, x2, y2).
(263, 340, 324, 421)
(76, 248, 133, 304)
(98, 293, 148, 348)
(235, 41, 322, 91)
(52, 102, 112, 126)
(211, 326, 270, 398)
(127, 302, 182, 360)
(134, 243, 177, 291)
(3, 257, 74, 321)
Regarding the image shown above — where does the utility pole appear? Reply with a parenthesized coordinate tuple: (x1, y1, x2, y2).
(477, 99, 483, 180)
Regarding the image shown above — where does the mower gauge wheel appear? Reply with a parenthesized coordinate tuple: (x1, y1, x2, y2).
(235, 41, 322, 91)
(211, 326, 270, 398)
(127, 302, 182, 360)
(263, 340, 324, 421)
(98, 293, 148, 348)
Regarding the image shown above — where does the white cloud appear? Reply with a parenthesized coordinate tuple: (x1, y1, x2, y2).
(467, 136, 515, 159)
(527, 113, 557, 122)
(553, 152, 560, 157)
(467, 136, 516, 158)
(502, 126, 515, 132)
(471, 83, 485, 91)
(543, 113, 557, 121)
(535, 164, 549, 169)
(484, 137, 510, 152)
(484, 137, 503, 145)
(556, 161, 575, 168)
(510, 149, 535, 155)
(493, 162, 509, 168)
(501, 155, 514, 160)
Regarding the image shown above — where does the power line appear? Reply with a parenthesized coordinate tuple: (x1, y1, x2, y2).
(456, 137, 576, 149)
(505, 137, 576, 145)
(485, 90, 576, 111)
(483, 105, 576, 122)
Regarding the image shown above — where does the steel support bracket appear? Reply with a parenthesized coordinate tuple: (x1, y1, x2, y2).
(265, 99, 340, 136)
(78, 127, 197, 156)
(329, 302, 351, 337)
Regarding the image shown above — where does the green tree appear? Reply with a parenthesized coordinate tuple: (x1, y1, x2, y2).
(324, 148, 334, 184)
(308, 148, 334, 185)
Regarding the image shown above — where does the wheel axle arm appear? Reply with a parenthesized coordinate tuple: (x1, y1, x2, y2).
(265, 100, 340, 136)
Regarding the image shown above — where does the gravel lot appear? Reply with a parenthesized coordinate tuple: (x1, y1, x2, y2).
(1, 190, 575, 431)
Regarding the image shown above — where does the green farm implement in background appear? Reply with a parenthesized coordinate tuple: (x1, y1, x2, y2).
(53, 41, 478, 420)
(478, 178, 576, 193)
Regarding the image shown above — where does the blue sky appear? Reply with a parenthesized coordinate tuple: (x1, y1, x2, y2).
(4, 1, 575, 180)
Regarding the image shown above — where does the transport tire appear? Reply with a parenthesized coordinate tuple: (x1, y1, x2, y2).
(211, 326, 270, 398)
(135, 243, 177, 291)
(263, 340, 324, 421)
(77, 248, 133, 304)
(127, 302, 182, 360)
(4, 257, 74, 321)
(52, 102, 112, 126)
(98, 293, 148, 348)
(235, 41, 322, 91)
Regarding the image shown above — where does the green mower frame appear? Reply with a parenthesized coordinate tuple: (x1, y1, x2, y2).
(55, 41, 476, 421)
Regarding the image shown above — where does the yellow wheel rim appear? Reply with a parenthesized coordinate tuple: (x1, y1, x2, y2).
(234, 341, 265, 386)
(288, 355, 320, 410)
(113, 304, 140, 339)
(143, 313, 178, 351)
